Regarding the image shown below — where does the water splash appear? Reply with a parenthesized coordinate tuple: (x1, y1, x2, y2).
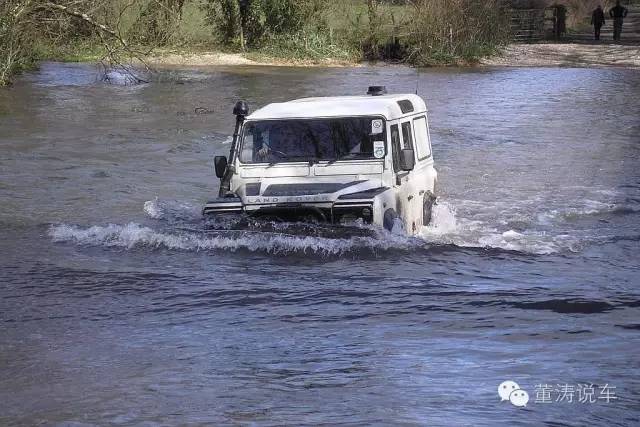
(143, 198, 201, 221)
(537, 200, 639, 224)
(49, 198, 598, 256)
(419, 202, 576, 255)
(102, 68, 148, 86)
(48, 222, 416, 255)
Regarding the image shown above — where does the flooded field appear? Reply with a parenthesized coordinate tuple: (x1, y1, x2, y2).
(1, 62, 639, 425)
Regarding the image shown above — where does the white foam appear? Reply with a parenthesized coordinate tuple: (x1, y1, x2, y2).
(502, 230, 523, 240)
(143, 198, 163, 219)
(419, 201, 567, 254)
(425, 202, 459, 234)
(48, 222, 416, 255)
(143, 198, 200, 221)
(537, 195, 639, 224)
(51, 198, 594, 256)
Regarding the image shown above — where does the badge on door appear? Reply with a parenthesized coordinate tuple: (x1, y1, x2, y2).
(373, 140, 385, 158)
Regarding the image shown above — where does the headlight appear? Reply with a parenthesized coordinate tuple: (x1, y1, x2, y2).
(332, 202, 374, 224)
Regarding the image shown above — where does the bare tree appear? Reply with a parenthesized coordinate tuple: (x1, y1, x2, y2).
(1, 0, 159, 85)
(42, 1, 154, 83)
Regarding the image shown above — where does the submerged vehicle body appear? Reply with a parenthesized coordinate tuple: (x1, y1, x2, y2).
(204, 86, 437, 235)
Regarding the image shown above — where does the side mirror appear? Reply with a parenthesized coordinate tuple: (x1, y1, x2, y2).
(214, 155, 228, 178)
(399, 148, 415, 171)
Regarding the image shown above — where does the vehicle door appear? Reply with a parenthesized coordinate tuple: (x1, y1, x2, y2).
(409, 114, 436, 228)
(391, 121, 420, 233)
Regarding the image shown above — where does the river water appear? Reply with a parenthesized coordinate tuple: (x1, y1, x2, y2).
(1, 62, 639, 426)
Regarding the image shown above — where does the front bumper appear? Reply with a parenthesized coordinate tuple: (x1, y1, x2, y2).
(203, 198, 374, 225)
(202, 198, 243, 215)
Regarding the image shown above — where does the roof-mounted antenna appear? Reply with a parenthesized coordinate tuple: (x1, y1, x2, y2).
(414, 69, 420, 95)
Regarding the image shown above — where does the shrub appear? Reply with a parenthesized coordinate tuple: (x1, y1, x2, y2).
(202, 0, 326, 49)
(405, 0, 510, 65)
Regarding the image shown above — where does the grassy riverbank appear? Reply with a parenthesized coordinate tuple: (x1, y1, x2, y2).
(1, 0, 509, 85)
(39, 40, 640, 71)
(6, 0, 638, 85)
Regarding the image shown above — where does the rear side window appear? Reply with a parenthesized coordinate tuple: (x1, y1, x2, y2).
(412, 116, 431, 160)
(390, 124, 401, 172)
(401, 121, 414, 150)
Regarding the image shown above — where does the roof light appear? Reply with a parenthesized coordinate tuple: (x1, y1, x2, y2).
(367, 86, 387, 96)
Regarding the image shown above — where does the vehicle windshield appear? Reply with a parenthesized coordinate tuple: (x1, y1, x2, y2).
(239, 117, 386, 164)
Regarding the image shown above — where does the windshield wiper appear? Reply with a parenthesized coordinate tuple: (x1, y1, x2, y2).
(267, 155, 318, 165)
(326, 153, 360, 164)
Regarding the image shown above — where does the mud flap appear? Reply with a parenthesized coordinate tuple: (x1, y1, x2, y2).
(423, 191, 437, 226)
(383, 208, 397, 231)
(383, 208, 404, 233)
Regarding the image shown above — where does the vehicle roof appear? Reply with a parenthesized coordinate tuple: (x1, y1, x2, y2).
(246, 94, 427, 121)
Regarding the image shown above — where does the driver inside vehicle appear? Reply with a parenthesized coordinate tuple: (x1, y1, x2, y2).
(255, 123, 319, 162)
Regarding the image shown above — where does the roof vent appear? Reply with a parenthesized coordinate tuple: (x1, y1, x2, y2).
(367, 85, 387, 96)
(397, 100, 414, 113)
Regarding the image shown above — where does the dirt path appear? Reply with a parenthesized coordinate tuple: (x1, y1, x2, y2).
(482, 43, 640, 68)
(145, 45, 640, 70)
(569, 4, 640, 43)
(146, 51, 358, 68)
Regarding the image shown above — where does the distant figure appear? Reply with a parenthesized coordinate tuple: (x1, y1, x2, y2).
(553, 5, 567, 40)
(591, 5, 606, 41)
(610, 0, 629, 41)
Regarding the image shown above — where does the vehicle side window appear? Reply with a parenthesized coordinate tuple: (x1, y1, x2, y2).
(400, 121, 414, 151)
(240, 127, 261, 163)
(390, 124, 401, 172)
(412, 116, 431, 160)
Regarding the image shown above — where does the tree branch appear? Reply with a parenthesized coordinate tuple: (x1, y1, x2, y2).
(41, 1, 128, 49)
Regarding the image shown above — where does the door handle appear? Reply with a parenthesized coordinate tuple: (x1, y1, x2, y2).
(408, 195, 414, 201)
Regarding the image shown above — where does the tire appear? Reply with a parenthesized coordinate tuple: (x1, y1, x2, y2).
(423, 191, 437, 226)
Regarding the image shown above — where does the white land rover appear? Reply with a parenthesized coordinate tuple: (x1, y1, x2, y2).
(204, 86, 437, 235)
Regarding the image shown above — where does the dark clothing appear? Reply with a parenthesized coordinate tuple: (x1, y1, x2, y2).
(609, 5, 628, 19)
(592, 8, 606, 40)
(592, 8, 606, 27)
(613, 18, 624, 40)
(610, 5, 628, 41)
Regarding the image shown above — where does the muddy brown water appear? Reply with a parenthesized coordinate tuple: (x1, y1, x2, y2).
(1, 62, 639, 425)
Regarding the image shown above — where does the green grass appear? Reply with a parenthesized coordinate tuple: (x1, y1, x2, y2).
(34, 40, 106, 62)
(171, 0, 219, 46)
(247, 31, 361, 63)
(46, 0, 503, 66)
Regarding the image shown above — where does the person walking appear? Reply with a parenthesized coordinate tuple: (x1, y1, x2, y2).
(591, 5, 606, 41)
(610, 0, 629, 42)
